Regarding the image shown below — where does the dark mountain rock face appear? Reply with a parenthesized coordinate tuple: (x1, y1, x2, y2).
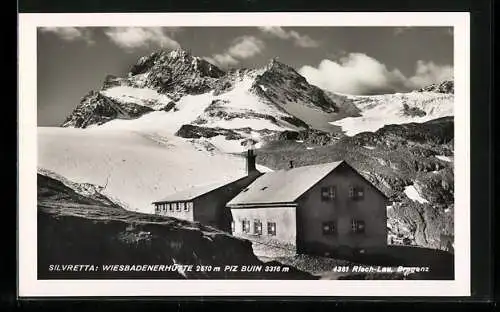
(128, 49, 226, 95)
(130, 49, 225, 79)
(418, 80, 454, 94)
(253, 59, 338, 113)
(61, 91, 154, 128)
(62, 51, 343, 130)
(347, 117, 454, 148)
(175, 124, 245, 140)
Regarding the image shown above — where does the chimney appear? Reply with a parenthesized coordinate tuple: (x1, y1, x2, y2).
(246, 149, 257, 176)
(289, 160, 294, 169)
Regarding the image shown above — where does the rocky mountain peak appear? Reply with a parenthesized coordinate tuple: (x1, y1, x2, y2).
(167, 47, 192, 59)
(264, 57, 297, 73)
(123, 49, 226, 95)
(129, 48, 225, 79)
(253, 57, 338, 114)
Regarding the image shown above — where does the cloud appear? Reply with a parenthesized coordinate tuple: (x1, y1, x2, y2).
(299, 53, 453, 95)
(258, 26, 320, 48)
(39, 27, 94, 44)
(227, 36, 265, 58)
(104, 27, 180, 51)
(204, 54, 239, 67)
(409, 60, 454, 87)
(204, 36, 265, 67)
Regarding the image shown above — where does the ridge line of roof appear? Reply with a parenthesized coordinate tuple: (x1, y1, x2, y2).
(289, 161, 345, 202)
(153, 174, 256, 203)
(226, 160, 345, 206)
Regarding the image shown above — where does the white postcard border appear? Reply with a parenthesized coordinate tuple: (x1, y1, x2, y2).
(18, 12, 470, 297)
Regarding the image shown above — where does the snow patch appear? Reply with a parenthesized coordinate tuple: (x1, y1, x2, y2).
(202, 136, 247, 154)
(435, 155, 452, 162)
(404, 185, 429, 204)
(101, 86, 172, 110)
(363, 145, 375, 150)
(256, 164, 274, 173)
(306, 147, 314, 150)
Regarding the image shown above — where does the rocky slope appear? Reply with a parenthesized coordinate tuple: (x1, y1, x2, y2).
(38, 169, 124, 209)
(255, 117, 454, 251)
(61, 49, 339, 136)
(38, 171, 315, 279)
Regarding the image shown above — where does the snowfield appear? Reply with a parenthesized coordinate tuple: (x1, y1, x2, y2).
(330, 92, 454, 136)
(97, 74, 301, 150)
(38, 127, 270, 213)
(94, 92, 216, 135)
(101, 86, 173, 110)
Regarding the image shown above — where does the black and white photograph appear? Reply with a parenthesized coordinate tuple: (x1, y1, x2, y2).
(18, 12, 471, 297)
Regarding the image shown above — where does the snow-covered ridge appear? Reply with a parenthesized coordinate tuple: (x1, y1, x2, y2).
(96, 73, 305, 151)
(331, 91, 454, 136)
(64, 48, 454, 140)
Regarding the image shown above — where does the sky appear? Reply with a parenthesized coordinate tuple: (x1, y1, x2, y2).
(37, 26, 453, 126)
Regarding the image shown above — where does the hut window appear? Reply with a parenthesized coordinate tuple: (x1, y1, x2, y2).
(155, 205, 160, 214)
(242, 220, 251, 233)
(253, 220, 262, 235)
(351, 219, 365, 234)
(322, 221, 337, 235)
(179, 202, 185, 211)
(184, 202, 192, 211)
(349, 186, 364, 200)
(174, 203, 181, 212)
(267, 222, 276, 236)
(167, 203, 172, 211)
(321, 186, 336, 201)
